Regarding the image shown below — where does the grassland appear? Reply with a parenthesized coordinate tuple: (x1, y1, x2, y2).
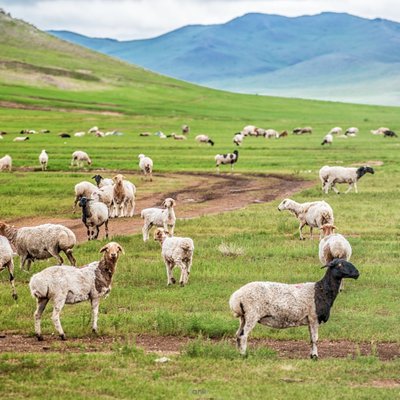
(0, 10, 399, 399)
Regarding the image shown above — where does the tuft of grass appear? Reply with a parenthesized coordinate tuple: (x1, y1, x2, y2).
(218, 242, 245, 257)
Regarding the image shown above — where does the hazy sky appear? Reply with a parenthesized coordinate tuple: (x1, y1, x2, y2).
(0, 0, 398, 40)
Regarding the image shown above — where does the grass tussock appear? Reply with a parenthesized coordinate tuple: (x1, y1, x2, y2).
(218, 242, 245, 257)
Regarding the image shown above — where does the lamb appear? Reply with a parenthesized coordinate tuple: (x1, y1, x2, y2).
(241, 125, 257, 136)
(264, 129, 279, 139)
(195, 134, 214, 146)
(39, 149, 48, 171)
(278, 130, 288, 138)
(0, 235, 17, 300)
(0, 221, 76, 270)
(91, 185, 115, 217)
(73, 181, 98, 211)
(71, 150, 92, 168)
(92, 174, 114, 188)
(233, 133, 244, 146)
(319, 165, 375, 194)
(154, 228, 194, 286)
(370, 127, 389, 135)
(329, 127, 342, 135)
(0, 154, 12, 171)
(13, 136, 29, 142)
(345, 127, 359, 136)
(277, 198, 334, 240)
(215, 150, 239, 173)
(141, 198, 176, 241)
(79, 197, 109, 240)
(29, 241, 124, 341)
(138, 154, 154, 181)
(321, 133, 333, 146)
(112, 174, 136, 218)
(229, 258, 359, 359)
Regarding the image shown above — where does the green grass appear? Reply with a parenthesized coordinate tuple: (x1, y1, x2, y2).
(0, 10, 399, 399)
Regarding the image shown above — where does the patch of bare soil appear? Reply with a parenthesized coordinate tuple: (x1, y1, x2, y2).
(8, 172, 314, 244)
(0, 334, 398, 360)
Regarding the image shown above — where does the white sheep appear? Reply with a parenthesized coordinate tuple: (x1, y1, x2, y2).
(154, 228, 194, 286)
(74, 131, 86, 137)
(79, 197, 109, 240)
(182, 124, 190, 134)
(71, 150, 92, 168)
(229, 259, 359, 358)
(370, 127, 389, 135)
(29, 241, 124, 341)
(292, 127, 312, 135)
(329, 127, 342, 135)
(241, 125, 257, 136)
(264, 129, 279, 139)
(171, 133, 187, 140)
(13, 136, 29, 142)
(215, 150, 239, 173)
(91, 185, 115, 217)
(141, 198, 176, 241)
(0, 221, 76, 270)
(319, 166, 375, 194)
(278, 198, 334, 240)
(138, 154, 154, 181)
(195, 134, 214, 146)
(73, 181, 98, 212)
(233, 133, 244, 146)
(92, 174, 114, 188)
(112, 174, 136, 218)
(345, 127, 359, 136)
(0, 154, 12, 171)
(88, 126, 99, 134)
(0, 235, 17, 300)
(39, 149, 48, 171)
(321, 133, 333, 145)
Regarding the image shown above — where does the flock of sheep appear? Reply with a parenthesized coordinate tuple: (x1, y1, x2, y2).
(0, 122, 379, 358)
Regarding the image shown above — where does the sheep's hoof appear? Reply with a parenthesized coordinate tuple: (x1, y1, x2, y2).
(36, 334, 44, 341)
(60, 334, 66, 341)
(299, 237, 305, 241)
(171, 278, 176, 284)
(12, 293, 18, 301)
(92, 329, 98, 335)
(310, 354, 318, 361)
(179, 282, 185, 287)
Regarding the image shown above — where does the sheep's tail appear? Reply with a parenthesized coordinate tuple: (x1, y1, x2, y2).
(229, 293, 245, 318)
(29, 275, 48, 299)
(140, 210, 145, 219)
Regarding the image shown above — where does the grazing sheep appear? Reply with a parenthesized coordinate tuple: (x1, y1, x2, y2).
(39, 149, 48, 171)
(29, 241, 124, 341)
(182, 124, 190, 135)
(154, 228, 194, 286)
(92, 174, 113, 188)
(91, 185, 115, 218)
(0, 222, 76, 270)
(321, 133, 333, 146)
(138, 154, 154, 181)
(171, 133, 187, 140)
(329, 127, 342, 135)
(229, 259, 359, 359)
(40, 129, 50, 134)
(383, 130, 398, 138)
(13, 136, 29, 142)
(59, 133, 71, 138)
(319, 166, 375, 194)
(141, 198, 176, 241)
(71, 150, 92, 168)
(20, 129, 36, 134)
(74, 131, 86, 137)
(264, 129, 279, 139)
(233, 133, 244, 146)
(292, 127, 313, 135)
(112, 174, 136, 218)
(215, 150, 239, 173)
(370, 127, 389, 135)
(0, 154, 12, 171)
(345, 127, 359, 136)
(140, 132, 151, 137)
(79, 197, 109, 240)
(278, 130, 288, 138)
(195, 134, 214, 146)
(0, 235, 17, 300)
(73, 181, 98, 212)
(88, 126, 99, 134)
(241, 125, 257, 136)
(278, 198, 334, 240)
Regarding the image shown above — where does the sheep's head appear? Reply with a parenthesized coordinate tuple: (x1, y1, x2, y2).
(323, 259, 359, 280)
(162, 198, 176, 208)
(320, 224, 337, 237)
(87, 157, 92, 165)
(357, 166, 375, 179)
(100, 242, 124, 262)
(92, 174, 103, 185)
(113, 174, 125, 184)
(79, 196, 91, 207)
(277, 198, 291, 211)
(138, 154, 145, 159)
(154, 228, 167, 243)
(0, 221, 8, 233)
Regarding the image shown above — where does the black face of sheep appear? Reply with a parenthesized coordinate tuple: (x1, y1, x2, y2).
(356, 166, 375, 179)
(92, 174, 103, 186)
(79, 197, 91, 208)
(324, 259, 359, 280)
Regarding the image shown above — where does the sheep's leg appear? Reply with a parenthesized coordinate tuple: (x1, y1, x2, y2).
(7, 260, 17, 300)
(169, 224, 175, 237)
(308, 321, 319, 359)
(177, 262, 188, 286)
(73, 196, 79, 213)
(51, 298, 66, 340)
(330, 182, 340, 194)
(26, 258, 33, 271)
(104, 220, 109, 239)
(237, 315, 258, 355)
(165, 261, 175, 285)
(142, 223, 151, 241)
(65, 249, 76, 266)
(309, 226, 314, 240)
(94, 226, 100, 240)
(354, 182, 358, 194)
(235, 316, 246, 348)
(216, 165, 220, 174)
(34, 297, 49, 341)
(91, 297, 100, 334)
(20, 255, 27, 270)
(50, 249, 64, 265)
(345, 183, 355, 194)
(339, 279, 344, 292)
(298, 221, 306, 240)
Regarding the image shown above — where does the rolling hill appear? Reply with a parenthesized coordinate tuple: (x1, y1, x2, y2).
(49, 12, 400, 106)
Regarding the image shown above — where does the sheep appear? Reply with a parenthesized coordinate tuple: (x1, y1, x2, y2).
(59, 133, 71, 138)
(171, 133, 187, 140)
(138, 154, 154, 181)
(74, 131, 86, 137)
(13, 136, 29, 142)
(292, 127, 312, 135)
(345, 127, 359, 136)
(40, 129, 50, 134)
(79, 197, 109, 240)
(195, 134, 214, 146)
(182, 124, 190, 135)
(140, 132, 151, 137)
(319, 224, 352, 291)
(29, 241, 124, 341)
(370, 127, 389, 135)
(229, 258, 359, 359)
(278, 130, 288, 138)
(39, 149, 48, 171)
(264, 129, 279, 139)
(277, 198, 334, 240)
(73, 181, 98, 212)
(154, 228, 194, 286)
(233, 133, 244, 146)
(241, 125, 257, 136)
(215, 150, 239, 173)
(88, 126, 99, 134)
(112, 174, 136, 218)
(329, 127, 342, 135)
(383, 130, 398, 138)
(141, 198, 176, 241)
(0, 235, 17, 300)
(0, 221, 76, 270)
(92, 174, 113, 188)
(0, 154, 12, 171)
(319, 165, 375, 194)
(321, 133, 333, 146)
(91, 185, 115, 217)
(71, 150, 92, 168)
(20, 129, 36, 134)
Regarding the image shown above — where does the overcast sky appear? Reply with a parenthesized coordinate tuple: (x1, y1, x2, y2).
(0, 0, 398, 40)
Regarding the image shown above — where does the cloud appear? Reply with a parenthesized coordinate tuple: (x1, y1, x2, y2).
(1, 0, 400, 40)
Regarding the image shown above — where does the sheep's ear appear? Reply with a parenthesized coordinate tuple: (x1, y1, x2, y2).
(172, 199, 176, 207)
(117, 244, 125, 254)
(99, 244, 108, 253)
(161, 200, 166, 207)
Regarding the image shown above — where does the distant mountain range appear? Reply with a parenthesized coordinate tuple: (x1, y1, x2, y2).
(49, 12, 400, 106)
